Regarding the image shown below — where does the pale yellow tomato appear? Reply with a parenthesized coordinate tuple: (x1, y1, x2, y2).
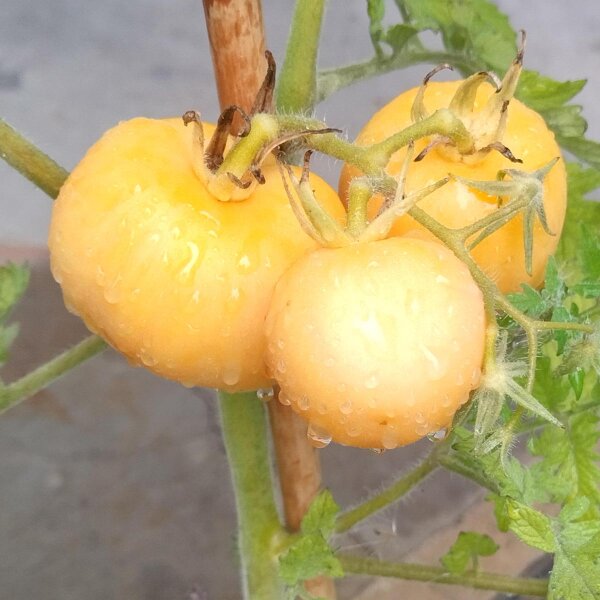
(49, 117, 344, 391)
(265, 236, 486, 449)
(339, 81, 567, 293)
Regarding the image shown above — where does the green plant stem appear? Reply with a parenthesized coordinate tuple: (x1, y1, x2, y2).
(276, 0, 327, 113)
(338, 554, 549, 597)
(218, 391, 285, 600)
(0, 118, 68, 199)
(316, 51, 482, 102)
(334, 447, 442, 533)
(0, 335, 106, 415)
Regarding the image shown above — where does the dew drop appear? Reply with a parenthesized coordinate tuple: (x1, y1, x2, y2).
(435, 274, 450, 284)
(139, 348, 157, 367)
(222, 365, 241, 386)
(381, 426, 399, 450)
(470, 366, 482, 386)
(276, 338, 285, 350)
(279, 392, 291, 406)
(238, 254, 251, 270)
(95, 266, 107, 286)
(427, 428, 448, 442)
(367, 260, 379, 269)
(416, 423, 431, 437)
(171, 226, 182, 240)
(346, 424, 362, 438)
(371, 448, 385, 455)
(276, 359, 287, 374)
(414, 412, 426, 424)
(297, 395, 310, 411)
(307, 423, 332, 448)
(103, 285, 121, 304)
(181, 380, 196, 389)
(340, 400, 353, 415)
(441, 395, 453, 408)
(419, 343, 447, 380)
(191, 289, 201, 304)
(134, 183, 142, 194)
(256, 387, 275, 401)
(365, 374, 379, 389)
(317, 402, 328, 415)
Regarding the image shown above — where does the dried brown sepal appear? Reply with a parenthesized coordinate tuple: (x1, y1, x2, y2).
(250, 50, 276, 115)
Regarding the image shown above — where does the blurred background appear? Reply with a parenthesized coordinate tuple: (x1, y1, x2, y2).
(1, 1, 598, 598)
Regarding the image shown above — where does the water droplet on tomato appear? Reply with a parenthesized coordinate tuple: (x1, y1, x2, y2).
(346, 424, 362, 438)
(279, 392, 291, 406)
(95, 266, 107, 286)
(416, 423, 431, 437)
(365, 374, 379, 389)
(371, 447, 385, 455)
(435, 274, 450, 284)
(276, 359, 286, 374)
(139, 348, 157, 367)
(238, 254, 251, 270)
(419, 343, 447, 379)
(222, 365, 241, 386)
(340, 400, 353, 415)
(381, 427, 398, 450)
(297, 395, 310, 411)
(470, 366, 482, 386)
(414, 412, 425, 424)
(256, 387, 274, 401)
(181, 380, 196, 389)
(103, 285, 121, 304)
(307, 423, 332, 448)
(427, 428, 448, 442)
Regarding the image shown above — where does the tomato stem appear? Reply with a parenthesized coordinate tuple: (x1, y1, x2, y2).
(218, 391, 286, 599)
(338, 554, 549, 597)
(0, 335, 106, 416)
(0, 118, 68, 200)
(276, 0, 326, 114)
(334, 445, 443, 533)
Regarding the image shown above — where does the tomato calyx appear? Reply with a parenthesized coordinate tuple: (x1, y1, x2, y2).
(411, 32, 526, 165)
(280, 147, 449, 248)
(455, 158, 559, 276)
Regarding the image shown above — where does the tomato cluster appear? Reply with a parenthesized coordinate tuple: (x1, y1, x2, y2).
(49, 66, 565, 450)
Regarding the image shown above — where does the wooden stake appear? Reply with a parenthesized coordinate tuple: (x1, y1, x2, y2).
(202, 3, 334, 597)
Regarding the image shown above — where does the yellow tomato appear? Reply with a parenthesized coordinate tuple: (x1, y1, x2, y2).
(339, 81, 567, 293)
(265, 236, 486, 449)
(49, 117, 344, 391)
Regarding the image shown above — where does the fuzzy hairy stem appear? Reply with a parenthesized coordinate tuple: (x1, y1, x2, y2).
(276, 0, 327, 113)
(0, 118, 68, 199)
(219, 392, 286, 599)
(0, 335, 106, 416)
(334, 447, 442, 533)
(338, 554, 548, 597)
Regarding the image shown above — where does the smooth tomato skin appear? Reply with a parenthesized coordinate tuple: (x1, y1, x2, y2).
(339, 81, 567, 293)
(265, 237, 486, 449)
(49, 117, 344, 391)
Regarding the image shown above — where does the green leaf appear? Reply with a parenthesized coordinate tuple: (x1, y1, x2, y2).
(367, 0, 386, 57)
(399, 0, 516, 73)
(543, 105, 587, 139)
(504, 498, 555, 552)
(0, 263, 29, 322)
(508, 284, 546, 317)
(279, 534, 343, 586)
(301, 490, 339, 538)
(559, 136, 600, 171)
(384, 24, 418, 53)
(557, 163, 600, 274)
(517, 71, 587, 112)
(441, 531, 499, 574)
(548, 504, 600, 600)
(529, 413, 600, 510)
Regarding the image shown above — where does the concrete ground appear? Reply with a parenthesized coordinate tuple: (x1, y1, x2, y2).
(1, 1, 599, 598)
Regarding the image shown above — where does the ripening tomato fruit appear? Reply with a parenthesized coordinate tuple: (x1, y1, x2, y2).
(339, 81, 567, 293)
(265, 236, 486, 449)
(49, 117, 344, 391)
